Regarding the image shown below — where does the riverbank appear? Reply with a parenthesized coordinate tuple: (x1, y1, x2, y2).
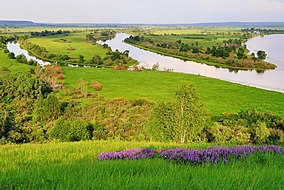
(124, 41, 274, 71)
(124, 35, 276, 71)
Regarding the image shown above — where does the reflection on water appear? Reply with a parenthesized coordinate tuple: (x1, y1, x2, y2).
(6, 42, 50, 66)
(103, 33, 284, 93)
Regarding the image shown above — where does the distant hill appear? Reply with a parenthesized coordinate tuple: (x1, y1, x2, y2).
(0, 20, 38, 26)
(1, 20, 284, 28)
(189, 22, 284, 28)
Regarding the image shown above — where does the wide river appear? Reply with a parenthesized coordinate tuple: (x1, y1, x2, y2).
(103, 33, 284, 93)
(6, 33, 284, 93)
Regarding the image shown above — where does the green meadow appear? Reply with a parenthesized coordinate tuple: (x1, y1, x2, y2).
(26, 32, 109, 60)
(0, 141, 283, 190)
(63, 67, 284, 117)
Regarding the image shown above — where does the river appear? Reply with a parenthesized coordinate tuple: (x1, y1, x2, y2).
(6, 42, 51, 66)
(6, 34, 284, 93)
(103, 33, 284, 93)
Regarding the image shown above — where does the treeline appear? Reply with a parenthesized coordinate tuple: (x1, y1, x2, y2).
(1, 70, 283, 145)
(242, 28, 284, 34)
(31, 30, 70, 37)
(125, 35, 275, 70)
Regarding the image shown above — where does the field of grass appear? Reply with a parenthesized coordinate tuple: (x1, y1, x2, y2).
(151, 27, 243, 35)
(147, 34, 240, 49)
(62, 67, 284, 117)
(0, 50, 34, 72)
(27, 32, 109, 60)
(0, 141, 283, 189)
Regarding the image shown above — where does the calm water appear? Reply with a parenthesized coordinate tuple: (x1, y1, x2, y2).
(6, 42, 50, 66)
(103, 33, 284, 93)
(246, 34, 284, 70)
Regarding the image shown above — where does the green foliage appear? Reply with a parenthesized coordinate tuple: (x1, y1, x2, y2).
(50, 119, 94, 142)
(211, 109, 284, 144)
(149, 102, 176, 142)
(257, 50, 267, 60)
(125, 32, 276, 70)
(149, 83, 208, 143)
(0, 70, 52, 100)
(91, 55, 103, 65)
(8, 52, 15, 59)
(79, 55, 85, 63)
(31, 30, 70, 37)
(16, 54, 28, 64)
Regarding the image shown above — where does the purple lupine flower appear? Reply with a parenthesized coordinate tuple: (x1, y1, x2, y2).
(97, 146, 283, 165)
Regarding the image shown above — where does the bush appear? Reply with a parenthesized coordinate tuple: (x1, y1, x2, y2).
(50, 119, 94, 142)
(8, 52, 15, 59)
(91, 81, 102, 91)
(16, 54, 28, 64)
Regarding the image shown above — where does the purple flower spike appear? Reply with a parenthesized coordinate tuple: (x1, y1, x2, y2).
(97, 145, 283, 165)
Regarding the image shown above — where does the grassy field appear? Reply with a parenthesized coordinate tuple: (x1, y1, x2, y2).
(0, 141, 283, 189)
(151, 27, 243, 35)
(63, 67, 284, 117)
(27, 32, 109, 60)
(0, 50, 34, 72)
(147, 34, 240, 49)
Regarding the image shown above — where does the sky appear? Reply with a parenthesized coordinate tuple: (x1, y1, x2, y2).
(1, 0, 284, 24)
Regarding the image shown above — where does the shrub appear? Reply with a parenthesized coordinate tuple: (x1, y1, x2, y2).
(91, 81, 102, 91)
(113, 65, 127, 70)
(50, 119, 94, 142)
(8, 52, 15, 59)
(16, 54, 28, 64)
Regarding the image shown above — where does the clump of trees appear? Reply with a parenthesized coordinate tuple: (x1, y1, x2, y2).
(31, 30, 70, 37)
(209, 109, 284, 144)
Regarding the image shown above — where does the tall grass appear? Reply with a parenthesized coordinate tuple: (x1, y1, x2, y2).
(0, 141, 283, 189)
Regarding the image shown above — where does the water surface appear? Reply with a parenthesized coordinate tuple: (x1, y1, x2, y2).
(6, 42, 50, 66)
(103, 33, 284, 93)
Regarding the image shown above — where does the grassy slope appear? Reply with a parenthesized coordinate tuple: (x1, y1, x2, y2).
(0, 141, 283, 189)
(27, 32, 109, 60)
(0, 50, 34, 72)
(63, 67, 284, 117)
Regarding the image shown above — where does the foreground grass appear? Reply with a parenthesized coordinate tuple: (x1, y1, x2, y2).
(0, 141, 283, 189)
(63, 67, 284, 117)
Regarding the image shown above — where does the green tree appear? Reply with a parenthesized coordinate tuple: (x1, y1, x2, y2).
(79, 55, 85, 63)
(257, 50, 267, 60)
(149, 83, 208, 143)
(43, 93, 60, 120)
(91, 55, 103, 65)
(175, 83, 207, 143)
